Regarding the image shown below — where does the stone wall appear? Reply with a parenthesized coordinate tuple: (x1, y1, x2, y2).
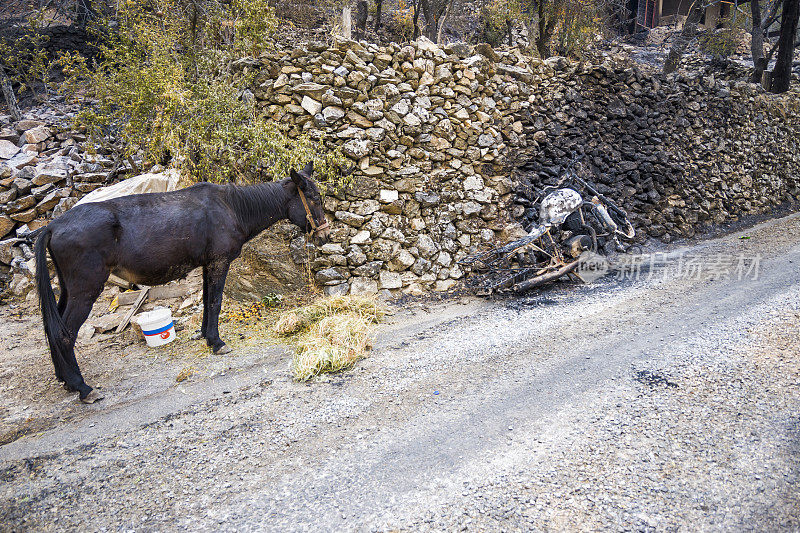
(514, 57, 800, 242)
(3, 38, 798, 299)
(251, 38, 535, 297)
(0, 107, 134, 295)
(0, 120, 109, 243)
(249, 37, 800, 297)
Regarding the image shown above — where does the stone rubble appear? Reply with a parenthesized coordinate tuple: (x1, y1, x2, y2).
(0, 101, 139, 296)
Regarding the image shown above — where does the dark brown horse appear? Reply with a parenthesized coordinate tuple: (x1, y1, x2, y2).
(34, 162, 329, 403)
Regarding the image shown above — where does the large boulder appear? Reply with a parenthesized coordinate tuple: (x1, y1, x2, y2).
(224, 225, 308, 301)
(0, 140, 19, 160)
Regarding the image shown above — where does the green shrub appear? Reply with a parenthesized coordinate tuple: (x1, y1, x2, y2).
(0, 13, 54, 101)
(479, 0, 517, 47)
(59, 0, 346, 188)
(699, 18, 748, 63)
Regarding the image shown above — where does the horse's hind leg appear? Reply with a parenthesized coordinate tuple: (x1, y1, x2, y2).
(60, 271, 107, 403)
(202, 265, 209, 337)
(54, 284, 68, 385)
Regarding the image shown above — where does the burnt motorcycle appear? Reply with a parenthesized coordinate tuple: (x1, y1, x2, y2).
(460, 165, 635, 295)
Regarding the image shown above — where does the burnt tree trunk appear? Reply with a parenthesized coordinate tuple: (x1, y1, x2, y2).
(751, 0, 767, 82)
(354, 0, 368, 40)
(420, 0, 436, 41)
(752, 0, 783, 83)
(663, 0, 707, 74)
(437, 0, 453, 43)
(374, 0, 383, 31)
(419, 0, 449, 42)
(770, 0, 800, 93)
(0, 67, 21, 121)
(412, 0, 421, 40)
(536, 1, 562, 59)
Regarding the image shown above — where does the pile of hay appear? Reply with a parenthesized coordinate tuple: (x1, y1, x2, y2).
(274, 295, 386, 381)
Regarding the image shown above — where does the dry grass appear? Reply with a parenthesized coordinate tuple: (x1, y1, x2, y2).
(273, 295, 386, 381)
(175, 366, 195, 382)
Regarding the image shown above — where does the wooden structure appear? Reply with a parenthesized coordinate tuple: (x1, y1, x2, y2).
(636, 0, 736, 30)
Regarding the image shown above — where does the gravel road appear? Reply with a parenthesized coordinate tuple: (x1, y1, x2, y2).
(2, 214, 800, 532)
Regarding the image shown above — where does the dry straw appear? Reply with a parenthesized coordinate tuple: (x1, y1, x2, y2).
(273, 295, 386, 380)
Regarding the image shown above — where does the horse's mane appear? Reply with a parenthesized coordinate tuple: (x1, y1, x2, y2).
(223, 180, 288, 231)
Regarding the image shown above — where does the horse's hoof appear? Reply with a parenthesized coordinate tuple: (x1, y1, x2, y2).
(190, 330, 203, 341)
(214, 344, 232, 355)
(80, 390, 105, 404)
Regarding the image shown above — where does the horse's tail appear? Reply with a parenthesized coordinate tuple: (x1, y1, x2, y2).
(34, 228, 73, 384)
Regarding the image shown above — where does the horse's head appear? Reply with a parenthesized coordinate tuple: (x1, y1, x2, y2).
(286, 161, 330, 246)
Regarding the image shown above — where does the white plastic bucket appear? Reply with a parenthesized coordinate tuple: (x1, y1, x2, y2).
(133, 308, 176, 347)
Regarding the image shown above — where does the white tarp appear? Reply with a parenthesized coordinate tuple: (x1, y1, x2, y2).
(75, 169, 181, 207)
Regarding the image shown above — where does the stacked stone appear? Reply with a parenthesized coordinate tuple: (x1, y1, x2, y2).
(0, 111, 124, 275)
(247, 39, 799, 295)
(4, 38, 799, 299)
(251, 37, 526, 296)
(515, 58, 800, 242)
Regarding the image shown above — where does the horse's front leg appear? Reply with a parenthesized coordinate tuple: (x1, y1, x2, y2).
(191, 266, 209, 341)
(204, 261, 232, 355)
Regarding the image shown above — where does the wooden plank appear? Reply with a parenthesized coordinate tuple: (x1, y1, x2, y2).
(107, 273, 132, 288)
(117, 290, 143, 306)
(117, 284, 192, 306)
(116, 286, 149, 333)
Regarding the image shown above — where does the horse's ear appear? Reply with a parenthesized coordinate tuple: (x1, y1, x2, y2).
(302, 161, 314, 176)
(290, 169, 307, 190)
